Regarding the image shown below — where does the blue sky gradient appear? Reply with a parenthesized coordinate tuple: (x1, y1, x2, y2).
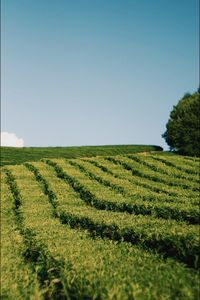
(1, 0, 199, 148)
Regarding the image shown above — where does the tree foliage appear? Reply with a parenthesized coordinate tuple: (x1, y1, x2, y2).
(162, 90, 200, 156)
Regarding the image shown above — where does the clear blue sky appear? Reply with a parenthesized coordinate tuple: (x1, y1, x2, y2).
(1, 0, 199, 148)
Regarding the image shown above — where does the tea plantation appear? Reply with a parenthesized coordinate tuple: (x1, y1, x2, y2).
(0, 144, 162, 166)
(1, 151, 199, 299)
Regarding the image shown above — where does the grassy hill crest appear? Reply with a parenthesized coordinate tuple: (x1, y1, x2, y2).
(0, 144, 163, 166)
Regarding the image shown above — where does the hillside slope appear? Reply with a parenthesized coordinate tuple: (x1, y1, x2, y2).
(0, 144, 162, 166)
(1, 152, 199, 299)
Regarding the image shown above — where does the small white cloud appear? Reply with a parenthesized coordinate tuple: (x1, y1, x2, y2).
(1, 132, 24, 147)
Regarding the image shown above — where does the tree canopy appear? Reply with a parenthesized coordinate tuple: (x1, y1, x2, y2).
(162, 90, 200, 156)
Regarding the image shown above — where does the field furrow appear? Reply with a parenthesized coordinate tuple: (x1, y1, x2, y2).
(181, 156, 200, 165)
(72, 158, 182, 200)
(84, 157, 198, 200)
(28, 159, 200, 268)
(127, 154, 199, 182)
(1, 171, 43, 300)
(2, 151, 199, 299)
(76, 158, 199, 206)
(5, 165, 200, 300)
(149, 154, 199, 176)
(105, 156, 199, 192)
(3, 168, 70, 300)
(63, 159, 200, 224)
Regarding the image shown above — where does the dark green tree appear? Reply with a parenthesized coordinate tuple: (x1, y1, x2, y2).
(162, 90, 200, 156)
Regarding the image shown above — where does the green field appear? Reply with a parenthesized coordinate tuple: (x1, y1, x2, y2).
(1, 151, 199, 299)
(0, 144, 162, 166)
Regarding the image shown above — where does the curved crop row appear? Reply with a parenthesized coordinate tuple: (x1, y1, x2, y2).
(1, 172, 42, 300)
(105, 156, 199, 192)
(72, 158, 199, 207)
(72, 159, 179, 201)
(1, 169, 67, 299)
(45, 159, 199, 224)
(123, 155, 199, 188)
(182, 155, 200, 164)
(6, 165, 200, 300)
(149, 155, 199, 176)
(33, 159, 200, 268)
(2, 152, 199, 299)
(84, 157, 198, 201)
(127, 154, 199, 182)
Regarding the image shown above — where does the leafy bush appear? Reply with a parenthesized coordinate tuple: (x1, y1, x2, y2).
(162, 90, 200, 156)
